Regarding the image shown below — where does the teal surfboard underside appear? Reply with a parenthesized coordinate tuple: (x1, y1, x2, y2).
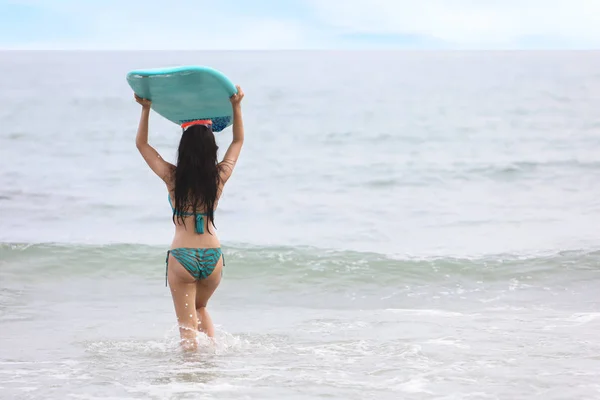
(126, 66, 237, 132)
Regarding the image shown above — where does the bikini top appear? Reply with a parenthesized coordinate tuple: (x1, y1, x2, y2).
(168, 194, 211, 234)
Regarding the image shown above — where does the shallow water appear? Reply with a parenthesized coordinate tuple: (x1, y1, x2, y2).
(1, 51, 600, 399)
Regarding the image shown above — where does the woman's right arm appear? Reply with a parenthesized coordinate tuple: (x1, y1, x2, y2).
(134, 94, 174, 184)
(219, 86, 245, 182)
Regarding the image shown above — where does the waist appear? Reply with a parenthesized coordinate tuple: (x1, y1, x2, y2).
(170, 226, 221, 249)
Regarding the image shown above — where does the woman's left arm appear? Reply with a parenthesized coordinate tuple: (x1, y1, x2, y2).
(134, 95, 174, 183)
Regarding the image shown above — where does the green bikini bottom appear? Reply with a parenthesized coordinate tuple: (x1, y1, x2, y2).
(165, 247, 224, 286)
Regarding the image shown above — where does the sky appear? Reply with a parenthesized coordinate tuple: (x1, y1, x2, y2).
(1, 0, 600, 50)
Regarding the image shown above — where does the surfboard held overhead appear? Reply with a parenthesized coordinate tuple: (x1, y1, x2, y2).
(126, 65, 238, 132)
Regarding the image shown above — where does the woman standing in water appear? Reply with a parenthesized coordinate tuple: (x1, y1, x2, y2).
(134, 86, 244, 350)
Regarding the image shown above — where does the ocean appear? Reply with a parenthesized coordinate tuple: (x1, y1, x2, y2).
(1, 50, 600, 399)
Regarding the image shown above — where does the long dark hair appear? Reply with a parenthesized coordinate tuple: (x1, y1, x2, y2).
(172, 124, 220, 234)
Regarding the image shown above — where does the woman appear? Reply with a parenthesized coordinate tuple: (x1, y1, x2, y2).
(134, 86, 244, 351)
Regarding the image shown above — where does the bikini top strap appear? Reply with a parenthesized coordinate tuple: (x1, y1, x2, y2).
(169, 194, 209, 233)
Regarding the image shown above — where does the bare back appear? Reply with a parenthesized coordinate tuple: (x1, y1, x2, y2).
(166, 165, 231, 250)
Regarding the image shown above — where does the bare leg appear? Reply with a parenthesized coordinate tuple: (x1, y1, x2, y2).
(197, 307, 215, 337)
(168, 254, 199, 351)
(195, 255, 223, 338)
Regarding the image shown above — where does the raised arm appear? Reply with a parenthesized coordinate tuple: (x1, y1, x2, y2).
(134, 94, 174, 184)
(219, 86, 245, 183)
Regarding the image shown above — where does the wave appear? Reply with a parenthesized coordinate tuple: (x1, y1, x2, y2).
(462, 160, 600, 179)
(350, 159, 600, 189)
(2, 242, 599, 287)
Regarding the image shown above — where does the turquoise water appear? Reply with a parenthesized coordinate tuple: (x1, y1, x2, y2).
(1, 51, 600, 399)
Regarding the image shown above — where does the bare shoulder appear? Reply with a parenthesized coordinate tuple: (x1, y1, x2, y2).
(218, 160, 235, 182)
(164, 163, 176, 188)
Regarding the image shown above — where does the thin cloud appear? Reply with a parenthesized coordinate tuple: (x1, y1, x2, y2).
(307, 0, 600, 48)
(1, 0, 599, 49)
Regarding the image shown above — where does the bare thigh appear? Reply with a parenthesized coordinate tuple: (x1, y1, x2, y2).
(195, 254, 223, 308)
(167, 255, 199, 349)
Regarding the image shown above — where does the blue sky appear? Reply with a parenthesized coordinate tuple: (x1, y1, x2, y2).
(1, 0, 599, 50)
